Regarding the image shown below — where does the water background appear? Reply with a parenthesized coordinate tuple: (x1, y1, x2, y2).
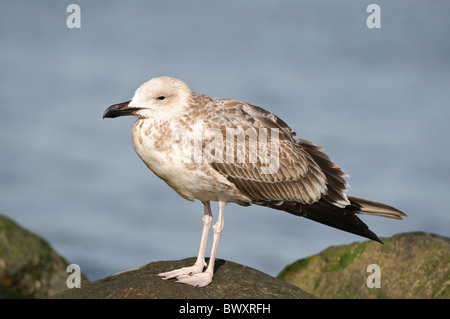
(1, 1, 449, 280)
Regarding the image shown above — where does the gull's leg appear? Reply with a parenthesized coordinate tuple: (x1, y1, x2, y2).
(158, 201, 213, 279)
(176, 201, 226, 287)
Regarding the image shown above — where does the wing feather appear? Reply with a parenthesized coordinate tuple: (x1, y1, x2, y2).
(201, 97, 405, 243)
(206, 100, 347, 206)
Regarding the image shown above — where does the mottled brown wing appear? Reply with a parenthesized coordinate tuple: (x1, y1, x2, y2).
(203, 98, 407, 243)
(205, 100, 349, 207)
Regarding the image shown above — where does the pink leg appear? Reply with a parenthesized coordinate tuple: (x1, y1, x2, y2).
(158, 201, 213, 280)
(175, 201, 226, 287)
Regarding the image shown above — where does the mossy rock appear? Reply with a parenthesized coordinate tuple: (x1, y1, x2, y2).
(0, 214, 87, 298)
(278, 232, 449, 299)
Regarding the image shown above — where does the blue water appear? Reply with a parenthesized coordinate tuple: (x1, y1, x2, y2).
(1, 1, 449, 281)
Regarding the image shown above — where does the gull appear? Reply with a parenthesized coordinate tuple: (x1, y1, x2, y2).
(103, 76, 406, 287)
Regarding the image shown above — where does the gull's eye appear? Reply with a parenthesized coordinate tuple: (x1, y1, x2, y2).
(157, 96, 166, 100)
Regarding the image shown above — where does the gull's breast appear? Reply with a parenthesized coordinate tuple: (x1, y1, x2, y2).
(131, 118, 251, 204)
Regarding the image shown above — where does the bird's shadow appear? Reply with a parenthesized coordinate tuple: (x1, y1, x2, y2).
(206, 258, 225, 273)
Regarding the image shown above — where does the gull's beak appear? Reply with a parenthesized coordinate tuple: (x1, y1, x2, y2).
(103, 100, 141, 119)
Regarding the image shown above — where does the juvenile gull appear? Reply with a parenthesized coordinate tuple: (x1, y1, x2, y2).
(103, 76, 406, 287)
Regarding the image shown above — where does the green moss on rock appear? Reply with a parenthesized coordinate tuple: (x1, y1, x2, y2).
(0, 214, 87, 298)
(278, 232, 450, 299)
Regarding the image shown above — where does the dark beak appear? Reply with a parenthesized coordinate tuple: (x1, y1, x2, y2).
(103, 100, 142, 119)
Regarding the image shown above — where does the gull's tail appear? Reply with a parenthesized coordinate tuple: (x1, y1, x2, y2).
(348, 195, 407, 220)
(259, 196, 406, 244)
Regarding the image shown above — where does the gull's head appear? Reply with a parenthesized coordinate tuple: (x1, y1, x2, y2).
(103, 76, 193, 119)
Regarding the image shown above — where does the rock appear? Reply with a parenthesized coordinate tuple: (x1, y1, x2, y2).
(0, 214, 87, 298)
(53, 257, 316, 299)
(278, 232, 450, 299)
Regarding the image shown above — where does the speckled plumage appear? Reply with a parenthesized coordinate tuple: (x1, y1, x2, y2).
(103, 76, 406, 287)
